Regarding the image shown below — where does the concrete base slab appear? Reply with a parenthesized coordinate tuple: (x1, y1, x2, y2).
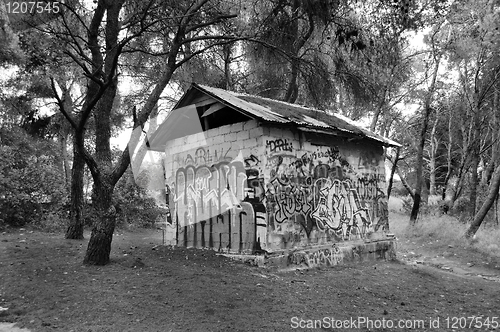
(221, 237, 397, 269)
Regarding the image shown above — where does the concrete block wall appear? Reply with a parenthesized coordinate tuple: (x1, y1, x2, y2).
(259, 125, 389, 251)
(163, 120, 265, 253)
(163, 119, 389, 254)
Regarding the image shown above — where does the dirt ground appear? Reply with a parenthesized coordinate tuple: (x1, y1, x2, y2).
(1, 215, 500, 332)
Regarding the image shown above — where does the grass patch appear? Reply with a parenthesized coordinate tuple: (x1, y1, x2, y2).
(388, 195, 404, 213)
(473, 226, 500, 258)
(390, 195, 500, 265)
(390, 211, 466, 247)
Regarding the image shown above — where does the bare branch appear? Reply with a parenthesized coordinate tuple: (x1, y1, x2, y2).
(185, 14, 238, 33)
(62, 50, 98, 83)
(60, 2, 91, 36)
(180, 0, 211, 28)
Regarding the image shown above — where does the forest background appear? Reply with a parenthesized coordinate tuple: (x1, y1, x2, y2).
(1, 0, 500, 265)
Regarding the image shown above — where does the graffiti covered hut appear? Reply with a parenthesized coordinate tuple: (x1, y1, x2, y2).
(149, 83, 400, 255)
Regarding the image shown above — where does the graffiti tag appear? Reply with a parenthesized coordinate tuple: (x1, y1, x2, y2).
(310, 178, 371, 239)
(244, 154, 261, 167)
(266, 138, 293, 153)
(173, 147, 232, 168)
(288, 247, 343, 267)
(174, 160, 247, 226)
(268, 178, 312, 224)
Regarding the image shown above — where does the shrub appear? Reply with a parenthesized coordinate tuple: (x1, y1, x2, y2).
(400, 195, 444, 217)
(401, 195, 413, 214)
(37, 210, 67, 232)
(113, 168, 167, 228)
(0, 127, 68, 227)
(390, 182, 410, 197)
(452, 196, 469, 215)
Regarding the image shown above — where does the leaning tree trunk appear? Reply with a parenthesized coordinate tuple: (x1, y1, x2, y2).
(397, 168, 415, 200)
(386, 147, 400, 199)
(468, 95, 482, 219)
(469, 148, 480, 218)
(465, 163, 500, 238)
(370, 88, 388, 132)
(481, 92, 499, 187)
(131, 105, 159, 177)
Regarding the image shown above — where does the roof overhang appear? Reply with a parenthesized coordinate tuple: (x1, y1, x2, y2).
(148, 83, 402, 151)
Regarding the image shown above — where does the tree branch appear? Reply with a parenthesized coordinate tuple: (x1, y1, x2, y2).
(50, 77, 78, 130)
(185, 14, 238, 33)
(180, 0, 211, 28)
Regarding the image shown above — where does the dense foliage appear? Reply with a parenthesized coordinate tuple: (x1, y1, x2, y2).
(0, 127, 67, 228)
(113, 168, 167, 228)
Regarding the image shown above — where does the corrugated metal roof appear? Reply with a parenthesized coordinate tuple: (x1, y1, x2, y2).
(194, 84, 400, 147)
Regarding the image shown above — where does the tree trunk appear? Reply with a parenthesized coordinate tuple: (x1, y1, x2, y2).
(370, 106, 383, 132)
(65, 135, 86, 239)
(409, 192, 422, 223)
(429, 115, 439, 195)
(452, 113, 474, 203)
(481, 154, 496, 186)
(442, 108, 454, 200)
(54, 0, 236, 265)
(283, 0, 314, 104)
(410, 41, 442, 224)
(222, 43, 233, 91)
(469, 148, 480, 218)
(386, 147, 400, 199)
(468, 83, 484, 218)
(82, 62, 179, 265)
(465, 163, 500, 238)
(283, 0, 300, 104)
(429, 150, 437, 195)
(481, 90, 498, 187)
(370, 88, 388, 132)
(0, 0, 21, 62)
(83, 180, 116, 265)
(61, 133, 72, 191)
(495, 192, 499, 226)
(131, 105, 159, 178)
(62, 79, 85, 239)
(83, 0, 121, 265)
(397, 168, 415, 200)
(410, 103, 432, 224)
(284, 58, 299, 103)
